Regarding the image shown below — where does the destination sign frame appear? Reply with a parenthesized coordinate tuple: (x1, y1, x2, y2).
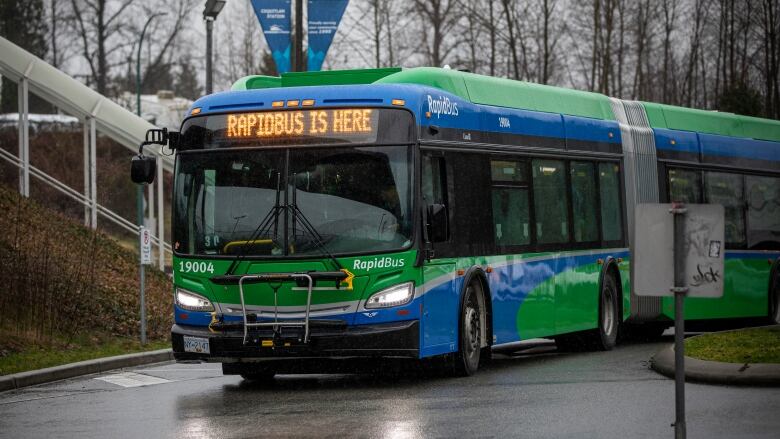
(225, 108, 378, 142)
(177, 107, 415, 150)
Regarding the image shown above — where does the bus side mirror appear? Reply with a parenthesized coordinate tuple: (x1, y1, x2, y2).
(131, 155, 156, 184)
(427, 203, 448, 243)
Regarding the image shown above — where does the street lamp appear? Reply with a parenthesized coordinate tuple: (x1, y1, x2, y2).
(134, 11, 165, 346)
(136, 13, 166, 118)
(204, 0, 226, 94)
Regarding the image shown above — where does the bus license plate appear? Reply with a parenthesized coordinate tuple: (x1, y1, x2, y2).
(183, 336, 210, 354)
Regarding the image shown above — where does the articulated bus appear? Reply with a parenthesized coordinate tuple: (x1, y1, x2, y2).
(131, 67, 780, 379)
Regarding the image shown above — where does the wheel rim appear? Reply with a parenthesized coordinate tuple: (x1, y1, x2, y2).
(602, 286, 616, 336)
(464, 296, 480, 362)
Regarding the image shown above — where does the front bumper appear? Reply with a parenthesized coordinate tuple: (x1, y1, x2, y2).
(171, 319, 420, 362)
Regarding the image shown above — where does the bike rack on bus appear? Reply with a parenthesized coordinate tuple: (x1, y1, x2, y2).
(212, 271, 348, 345)
(238, 273, 314, 344)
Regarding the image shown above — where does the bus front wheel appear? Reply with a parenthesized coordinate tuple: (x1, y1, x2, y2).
(449, 281, 483, 377)
(222, 363, 276, 382)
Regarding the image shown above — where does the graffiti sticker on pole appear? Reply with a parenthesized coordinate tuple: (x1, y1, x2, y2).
(140, 226, 152, 265)
(633, 203, 725, 298)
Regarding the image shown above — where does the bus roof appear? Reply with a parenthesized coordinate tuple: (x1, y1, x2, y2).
(232, 67, 615, 121)
(230, 67, 780, 143)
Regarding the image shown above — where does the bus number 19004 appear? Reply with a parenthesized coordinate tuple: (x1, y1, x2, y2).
(178, 261, 215, 274)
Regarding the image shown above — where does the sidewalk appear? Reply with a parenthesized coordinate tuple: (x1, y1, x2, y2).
(651, 343, 780, 386)
(0, 349, 173, 392)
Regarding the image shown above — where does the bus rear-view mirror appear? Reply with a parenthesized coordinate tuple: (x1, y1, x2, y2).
(131, 155, 156, 184)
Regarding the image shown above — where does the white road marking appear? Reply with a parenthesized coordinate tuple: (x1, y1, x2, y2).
(94, 372, 172, 388)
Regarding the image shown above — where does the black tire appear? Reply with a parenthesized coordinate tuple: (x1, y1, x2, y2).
(240, 369, 276, 382)
(770, 264, 780, 325)
(449, 281, 483, 377)
(222, 363, 276, 382)
(582, 274, 619, 351)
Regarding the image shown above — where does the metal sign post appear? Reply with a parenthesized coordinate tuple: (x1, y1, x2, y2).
(139, 224, 152, 345)
(633, 203, 725, 439)
(670, 204, 688, 439)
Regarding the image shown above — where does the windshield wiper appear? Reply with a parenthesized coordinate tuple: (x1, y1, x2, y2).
(224, 171, 283, 276)
(289, 174, 343, 271)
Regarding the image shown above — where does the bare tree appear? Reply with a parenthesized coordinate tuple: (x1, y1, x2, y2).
(758, 0, 780, 118)
(70, 0, 136, 94)
(412, 0, 463, 67)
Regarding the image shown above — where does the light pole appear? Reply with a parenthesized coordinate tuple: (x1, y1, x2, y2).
(135, 11, 165, 345)
(204, 0, 226, 94)
(294, 0, 303, 72)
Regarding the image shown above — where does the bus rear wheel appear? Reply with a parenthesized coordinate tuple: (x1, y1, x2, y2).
(449, 281, 483, 377)
(588, 274, 619, 351)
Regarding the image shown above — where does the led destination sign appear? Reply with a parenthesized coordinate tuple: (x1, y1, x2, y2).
(225, 108, 378, 141)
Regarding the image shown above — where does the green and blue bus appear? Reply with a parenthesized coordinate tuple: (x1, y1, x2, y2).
(131, 67, 780, 379)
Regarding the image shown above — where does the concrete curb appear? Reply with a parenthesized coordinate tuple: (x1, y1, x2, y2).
(651, 344, 780, 386)
(0, 349, 173, 392)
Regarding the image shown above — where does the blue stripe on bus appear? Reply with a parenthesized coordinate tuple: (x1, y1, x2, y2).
(655, 127, 780, 162)
(700, 133, 780, 162)
(654, 128, 699, 155)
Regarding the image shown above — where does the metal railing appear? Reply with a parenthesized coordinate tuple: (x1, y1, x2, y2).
(0, 146, 172, 255)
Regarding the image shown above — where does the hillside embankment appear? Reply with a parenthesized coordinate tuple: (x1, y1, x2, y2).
(0, 183, 172, 375)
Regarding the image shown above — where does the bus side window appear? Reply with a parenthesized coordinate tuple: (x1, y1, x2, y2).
(745, 175, 780, 250)
(704, 171, 746, 247)
(422, 154, 448, 242)
(570, 161, 599, 243)
(532, 159, 569, 244)
(598, 163, 623, 243)
(668, 168, 702, 203)
(490, 159, 530, 248)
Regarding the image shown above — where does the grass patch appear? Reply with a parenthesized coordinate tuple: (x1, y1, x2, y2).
(685, 326, 780, 364)
(0, 335, 169, 376)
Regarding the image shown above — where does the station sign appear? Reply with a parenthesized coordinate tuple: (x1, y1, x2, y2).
(633, 204, 725, 298)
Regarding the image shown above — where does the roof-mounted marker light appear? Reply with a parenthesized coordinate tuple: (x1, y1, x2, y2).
(272, 101, 284, 107)
(287, 100, 300, 107)
(302, 99, 315, 106)
(392, 99, 405, 106)
(191, 107, 202, 115)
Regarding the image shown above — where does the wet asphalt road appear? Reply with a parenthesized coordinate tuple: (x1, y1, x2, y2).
(1, 337, 779, 439)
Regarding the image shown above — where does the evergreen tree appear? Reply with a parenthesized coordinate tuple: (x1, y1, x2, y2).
(0, 0, 49, 113)
(174, 59, 201, 100)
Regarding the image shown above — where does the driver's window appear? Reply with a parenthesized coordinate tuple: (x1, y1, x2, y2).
(422, 154, 446, 205)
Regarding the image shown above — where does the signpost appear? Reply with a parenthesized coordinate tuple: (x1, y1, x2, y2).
(634, 203, 725, 439)
(139, 226, 152, 345)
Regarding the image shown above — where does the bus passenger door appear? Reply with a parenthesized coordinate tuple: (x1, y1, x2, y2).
(419, 152, 459, 357)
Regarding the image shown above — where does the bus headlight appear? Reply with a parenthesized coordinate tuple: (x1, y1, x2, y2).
(175, 288, 214, 312)
(365, 282, 414, 309)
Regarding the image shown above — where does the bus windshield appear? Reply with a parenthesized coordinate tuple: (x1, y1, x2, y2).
(173, 145, 414, 257)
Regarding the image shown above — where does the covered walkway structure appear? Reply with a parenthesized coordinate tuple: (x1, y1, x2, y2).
(0, 36, 173, 270)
